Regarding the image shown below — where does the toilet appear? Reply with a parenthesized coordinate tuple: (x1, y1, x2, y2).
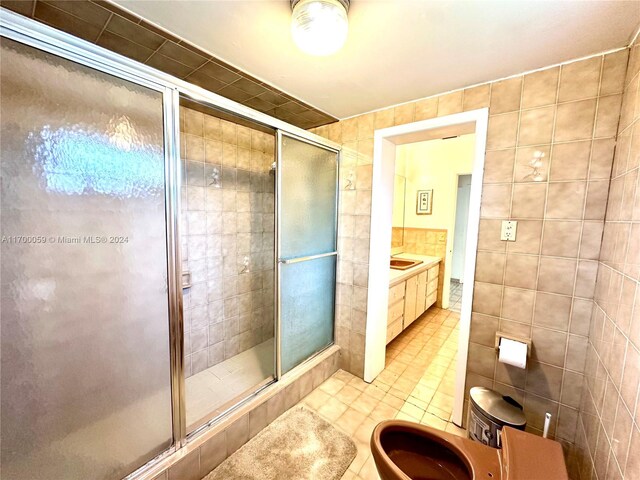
(370, 420, 568, 480)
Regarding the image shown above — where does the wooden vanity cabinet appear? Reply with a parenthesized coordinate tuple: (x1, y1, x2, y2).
(426, 264, 439, 309)
(403, 275, 418, 328)
(415, 271, 428, 320)
(387, 262, 440, 345)
(387, 281, 405, 344)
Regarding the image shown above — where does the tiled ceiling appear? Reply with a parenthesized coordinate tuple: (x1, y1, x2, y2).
(0, 0, 338, 129)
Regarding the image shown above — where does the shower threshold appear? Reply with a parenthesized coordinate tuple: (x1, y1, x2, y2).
(186, 338, 275, 431)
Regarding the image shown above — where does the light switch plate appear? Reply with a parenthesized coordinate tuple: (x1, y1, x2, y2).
(501, 220, 517, 241)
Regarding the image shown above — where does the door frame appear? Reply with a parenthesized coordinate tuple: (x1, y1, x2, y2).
(275, 130, 341, 379)
(363, 108, 488, 427)
(452, 173, 473, 284)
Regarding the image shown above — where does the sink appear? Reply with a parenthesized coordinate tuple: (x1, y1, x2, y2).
(390, 258, 423, 270)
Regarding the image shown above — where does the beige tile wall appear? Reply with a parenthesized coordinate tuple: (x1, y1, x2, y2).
(402, 228, 447, 258)
(310, 48, 630, 474)
(575, 36, 640, 480)
(391, 226, 403, 247)
(465, 51, 628, 469)
(180, 107, 276, 377)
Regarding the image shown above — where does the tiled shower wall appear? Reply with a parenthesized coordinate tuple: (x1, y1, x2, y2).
(180, 106, 275, 377)
(575, 36, 640, 479)
(310, 48, 629, 474)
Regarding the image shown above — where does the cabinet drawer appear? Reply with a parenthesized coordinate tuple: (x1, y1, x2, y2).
(404, 312, 416, 329)
(388, 281, 406, 303)
(387, 299, 404, 324)
(403, 275, 418, 325)
(428, 264, 440, 281)
(386, 317, 403, 344)
(427, 278, 438, 295)
(426, 291, 437, 309)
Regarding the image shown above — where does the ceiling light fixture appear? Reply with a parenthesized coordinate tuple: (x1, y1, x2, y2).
(291, 0, 350, 56)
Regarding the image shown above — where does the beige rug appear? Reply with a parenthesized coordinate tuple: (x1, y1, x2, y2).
(204, 406, 357, 480)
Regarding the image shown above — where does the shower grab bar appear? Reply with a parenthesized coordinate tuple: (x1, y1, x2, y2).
(278, 251, 338, 264)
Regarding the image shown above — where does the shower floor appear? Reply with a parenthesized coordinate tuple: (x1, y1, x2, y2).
(186, 338, 275, 431)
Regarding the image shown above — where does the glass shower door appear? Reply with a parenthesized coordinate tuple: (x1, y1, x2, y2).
(177, 98, 277, 433)
(277, 133, 339, 374)
(0, 38, 174, 479)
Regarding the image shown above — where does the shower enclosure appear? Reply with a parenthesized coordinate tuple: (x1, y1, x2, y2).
(0, 10, 339, 480)
(178, 100, 278, 432)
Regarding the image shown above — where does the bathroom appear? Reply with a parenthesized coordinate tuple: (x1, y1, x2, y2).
(0, 1, 639, 480)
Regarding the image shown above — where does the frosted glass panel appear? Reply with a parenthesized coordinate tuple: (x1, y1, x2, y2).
(281, 256, 336, 373)
(280, 136, 338, 258)
(0, 39, 173, 479)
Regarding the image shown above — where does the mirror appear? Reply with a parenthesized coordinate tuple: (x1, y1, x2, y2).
(391, 174, 406, 248)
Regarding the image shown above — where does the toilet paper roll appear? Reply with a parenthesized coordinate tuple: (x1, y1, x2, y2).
(498, 338, 528, 369)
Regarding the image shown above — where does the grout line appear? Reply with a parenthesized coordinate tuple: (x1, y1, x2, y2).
(629, 23, 640, 49)
(524, 59, 563, 419)
(94, 12, 113, 43)
(143, 38, 168, 64)
(493, 77, 525, 394)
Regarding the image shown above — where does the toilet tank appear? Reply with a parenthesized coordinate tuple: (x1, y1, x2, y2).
(467, 387, 526, 448)
(500, 426, 568, 480)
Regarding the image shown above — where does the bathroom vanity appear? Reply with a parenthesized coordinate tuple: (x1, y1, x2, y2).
(387, 254, 441, 344)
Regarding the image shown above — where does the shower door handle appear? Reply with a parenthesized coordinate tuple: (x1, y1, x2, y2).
(278, 251, 338, 265)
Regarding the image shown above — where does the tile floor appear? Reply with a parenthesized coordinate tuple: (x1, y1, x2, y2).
(448, 279, 462, 312)
(299, 306, 464, 480)
(186, 338, 274, 430)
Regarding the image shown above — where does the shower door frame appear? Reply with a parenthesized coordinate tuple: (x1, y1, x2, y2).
(0, 8, 341, 478)
(275, 130, 341, 379)
(0, 7, 188, 464)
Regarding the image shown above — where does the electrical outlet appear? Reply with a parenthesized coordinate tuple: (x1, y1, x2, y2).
(501, 220, 517, 241)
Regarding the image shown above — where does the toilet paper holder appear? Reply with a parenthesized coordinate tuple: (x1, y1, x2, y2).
(494, 332, 532, 358)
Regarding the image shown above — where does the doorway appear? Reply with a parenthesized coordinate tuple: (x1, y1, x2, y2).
(450, 174, 472, 313)
(363, 109, 488, 427)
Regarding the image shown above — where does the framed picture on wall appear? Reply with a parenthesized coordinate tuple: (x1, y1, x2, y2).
(416, 189, 433, 215)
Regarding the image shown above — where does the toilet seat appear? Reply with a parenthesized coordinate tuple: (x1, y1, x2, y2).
(370, 420, 568, 480)
(371, 421, 500, 480)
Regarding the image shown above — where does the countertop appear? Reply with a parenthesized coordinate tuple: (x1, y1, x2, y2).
(389, 253, 442, 286)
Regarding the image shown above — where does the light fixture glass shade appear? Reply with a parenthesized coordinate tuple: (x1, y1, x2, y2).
(291, 0, 348, 56)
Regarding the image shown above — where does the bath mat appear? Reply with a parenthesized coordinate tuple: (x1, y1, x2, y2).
(204, 406, 357, 480)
